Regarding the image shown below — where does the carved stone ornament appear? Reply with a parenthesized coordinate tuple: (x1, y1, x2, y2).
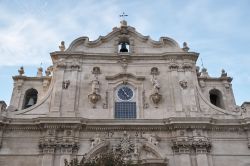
(116, 131, 134, 155)
(88, 92, 101, 108)
(92, 66, 101, 75)
(62, 80, 70, 89)
(150, 93, 162, 105)
(151, 67, 159, 75)
(90, 134, 102, 149)
(171, 135, 211, 154)
(179, 80, 188, 89)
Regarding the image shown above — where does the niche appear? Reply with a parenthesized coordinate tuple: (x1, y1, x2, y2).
(118, 42, 130, 53)
(209, 89, 224, 109)
(23, 88, 38, 109)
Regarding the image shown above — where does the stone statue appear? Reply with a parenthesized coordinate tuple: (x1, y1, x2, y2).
(18, 66, 24, 76)
(151, 76, 160, 93)
(59, 41, 65, 51)
(91, 78, 100, 94)
(91, 134, 101, 148)
(148, 134, 159, 146)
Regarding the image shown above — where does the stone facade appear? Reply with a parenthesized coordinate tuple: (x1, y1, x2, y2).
(0, 20, 250, 166)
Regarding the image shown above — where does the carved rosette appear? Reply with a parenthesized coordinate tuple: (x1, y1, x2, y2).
(150, 93, 162, 105)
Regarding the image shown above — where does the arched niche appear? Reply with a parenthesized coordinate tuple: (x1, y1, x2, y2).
(22, 88, 38, 109)
(209, 89, 224, 109)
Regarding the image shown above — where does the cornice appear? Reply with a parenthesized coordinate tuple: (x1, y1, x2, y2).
(12, 75, 51, 81)
(50, 52, 199, 64)
(198, 76, 233, 82)
(1, 117, 250, 131)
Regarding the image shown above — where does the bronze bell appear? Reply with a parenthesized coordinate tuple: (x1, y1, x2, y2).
(120, 43, 128, 52)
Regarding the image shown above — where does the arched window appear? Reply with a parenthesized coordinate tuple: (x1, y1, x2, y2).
(114, 84, 136, 119)
(23, 88, 38, 109)
(209, 89, 224, 109)
(118, 42, 130, 52)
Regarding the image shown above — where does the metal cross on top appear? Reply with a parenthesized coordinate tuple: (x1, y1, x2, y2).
(120, 12, 128, 20)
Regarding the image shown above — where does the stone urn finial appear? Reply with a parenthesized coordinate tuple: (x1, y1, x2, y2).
(59, 41, 65, 51)
(37, 67, 43, 77)
(182, 42, 190, 52)
(18, 66, 24, 76)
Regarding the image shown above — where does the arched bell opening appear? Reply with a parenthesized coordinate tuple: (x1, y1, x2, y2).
(22, 88, 38, 109)
(209, 89, 225, 109)
(118, 42, 130, 53)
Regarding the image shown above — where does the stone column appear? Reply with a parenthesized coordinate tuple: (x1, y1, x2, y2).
(49, 63, 66, 116)
(42, 154, 54, 166)
(61, 63, 81, 117)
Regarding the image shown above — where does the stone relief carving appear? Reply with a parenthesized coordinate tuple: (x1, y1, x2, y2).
(62, 80, 70, 89)
(171, 130, 211, 154)
(39, 129, 79, 154)
(39, 129, 57, 154)
(179, 80, 188, 89)
(56, 60, 67, 68)
(70, 59, 80, 70)
(90, 134, 102, 149)
(143, 133, 160, 146)
(114, 131, 135, 158)
(92, 66, 101, 75)
(182, 63, 193, 71)
(151, 67, 159, 75)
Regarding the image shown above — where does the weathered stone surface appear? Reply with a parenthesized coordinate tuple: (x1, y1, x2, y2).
(0, 21, 249, 166)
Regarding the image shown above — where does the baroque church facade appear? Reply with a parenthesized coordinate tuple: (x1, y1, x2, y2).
(0, 20, 250, 166)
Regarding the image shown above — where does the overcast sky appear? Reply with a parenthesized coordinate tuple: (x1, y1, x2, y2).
(0, 0, 249, 105)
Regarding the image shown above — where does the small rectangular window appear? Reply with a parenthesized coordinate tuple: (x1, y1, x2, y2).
(115, 102, 136, 119)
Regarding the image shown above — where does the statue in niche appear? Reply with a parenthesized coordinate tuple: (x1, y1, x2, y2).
(150, 76, 162, 105)
(88, 76, 101, 108)
(151, 76, 160, 93)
